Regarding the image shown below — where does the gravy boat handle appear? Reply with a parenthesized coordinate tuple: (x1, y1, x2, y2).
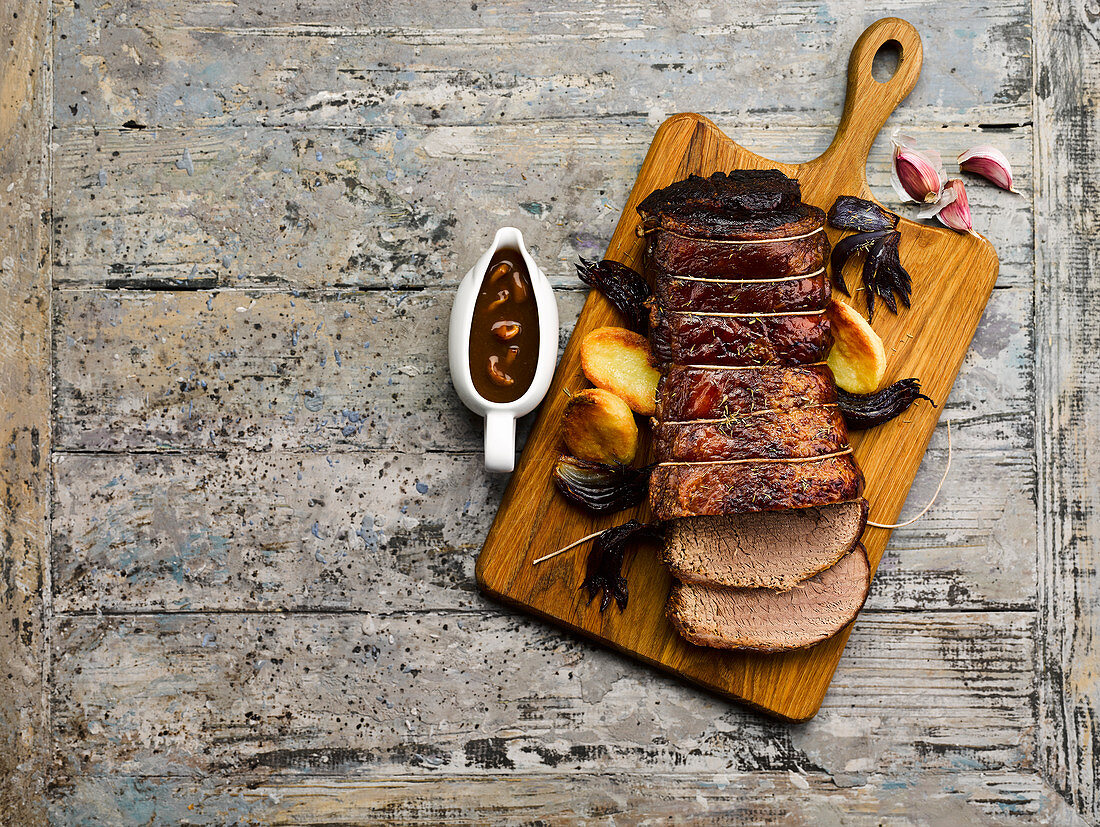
(484, 411, 517, 473)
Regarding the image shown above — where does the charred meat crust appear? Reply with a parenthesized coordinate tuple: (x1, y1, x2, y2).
(649, 453, 865, 520)
(651, 270, 829, 313)
(638, 168, 800, 235)
(638, 169, 827, 240)
(662, 500, 869, 590)
(632, 168, 872, 652)
(665, 543, 871, 652)
(644, 201, 824, 241)
(652, 406, 849, 462)
(645, 214, 828, 278)
(649, 307, 834, 367)
(656, 364, 838, 422)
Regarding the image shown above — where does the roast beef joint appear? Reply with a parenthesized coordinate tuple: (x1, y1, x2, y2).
(632, 171, 873, 651)
(552, 171, 943, 652)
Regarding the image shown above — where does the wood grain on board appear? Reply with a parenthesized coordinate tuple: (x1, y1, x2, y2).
(477, 19, 1000, 721)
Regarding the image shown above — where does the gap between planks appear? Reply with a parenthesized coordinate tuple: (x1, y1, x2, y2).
(48, 118, 1038, 132)
(49, 607, 1037, 617)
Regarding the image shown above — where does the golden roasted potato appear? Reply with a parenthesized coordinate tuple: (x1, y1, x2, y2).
(561, 388, 638, 465)
(580, 326, 661, 415)
(827, 300, 887, 394)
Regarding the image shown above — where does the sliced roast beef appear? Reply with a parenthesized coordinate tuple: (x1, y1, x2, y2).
(650, 307, 833, 367)
(639, 191, 820, 243)
(652, 270, 829, 313)
(662, 500, 868, 590)
(666, 543, 871, 651)
(652, 405, 848, 462)
(656, 364, 837, 422)
(646, 215, 828, 279)
(649, 452, 864, 520)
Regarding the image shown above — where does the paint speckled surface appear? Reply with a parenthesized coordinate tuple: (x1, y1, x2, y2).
(0, 0, 1095, 823)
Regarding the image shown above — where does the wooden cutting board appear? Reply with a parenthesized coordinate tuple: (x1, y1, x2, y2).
(475, 17, 999, 721)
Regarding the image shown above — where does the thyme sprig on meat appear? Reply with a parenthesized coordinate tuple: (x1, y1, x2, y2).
(827, 196, 913, 322)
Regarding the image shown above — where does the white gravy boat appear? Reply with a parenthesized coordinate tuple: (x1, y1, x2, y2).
(449, 227, 559, 473)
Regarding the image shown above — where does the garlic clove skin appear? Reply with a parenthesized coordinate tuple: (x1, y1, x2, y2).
(890, 132, 946, 204)
(957, 144, 1019, 193)
(916, 185, 957, 220)
(928, 179, 977, 235)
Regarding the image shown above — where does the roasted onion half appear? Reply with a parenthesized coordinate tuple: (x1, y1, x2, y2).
(827, 195, 899, 233)
(552, 455, 653, 513)
(827, 196, 912, 321)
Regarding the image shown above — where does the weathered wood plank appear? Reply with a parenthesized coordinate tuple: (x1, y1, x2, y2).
(0, 0, 51, 822)
(38, 0, 1063, 816)
(52, 285, 1031, 453)
(51, 446, 1034, 614)
(53, 0, 1032, 129)
(48, 771, 1089, 826)
(1033, 0, 1100, 821)
(51, 451, 504, 613)
(50, 124, 1033, 290)
(51, 611, 1035, 782)
(52, 287, 582, 452)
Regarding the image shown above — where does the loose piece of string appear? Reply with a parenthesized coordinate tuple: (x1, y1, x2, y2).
(533, 421, 952, 559)
(867, 420, 952, 529)
(532, 529, 606, 565)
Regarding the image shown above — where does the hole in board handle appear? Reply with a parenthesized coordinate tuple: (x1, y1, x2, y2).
(872, 39, 902, 84)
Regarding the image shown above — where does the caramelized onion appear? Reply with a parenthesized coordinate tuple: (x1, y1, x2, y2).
(830, 228, 912, 322)
(827, 195, 899, 233)
(830, 230, 889, 297)
(581, 520, 663, 612)
(575, 257, 651, 331)
(860, 231, 912, 320)
(552, 455, 652, 513)
(836, 378, 933, 430)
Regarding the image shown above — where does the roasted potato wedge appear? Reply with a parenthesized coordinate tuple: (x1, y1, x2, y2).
(827, 300, 887, 394)
(580, 326, 661, 415)
(561, 388, 638, 465)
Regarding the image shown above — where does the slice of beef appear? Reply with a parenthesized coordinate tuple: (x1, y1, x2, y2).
(656, 365, 838, 421)
(637, 170, 802, 238)
(649, 453, 864, 519)
(650, 307, 833, 367)
(666, 543, 871, 651)
(652, 270, 829, 313)
(652, 405, 848, 462)
(646, 212, 828, 279)
(662, 500, 868, 590)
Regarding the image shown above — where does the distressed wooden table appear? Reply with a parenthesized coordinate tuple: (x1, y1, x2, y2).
(1, 0, 1097, 823)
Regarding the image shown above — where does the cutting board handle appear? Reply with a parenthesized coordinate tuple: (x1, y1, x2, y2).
(818, 18, 923, 184)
